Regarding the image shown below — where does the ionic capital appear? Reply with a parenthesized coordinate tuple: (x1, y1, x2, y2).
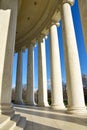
(37, 34, 47, 43)
(17, 47, 25, 53)
(27, 43, 33, 49)
(50, 22, 60, 28)
(62, 0, 74, 6)
(36, 37, 43, 43)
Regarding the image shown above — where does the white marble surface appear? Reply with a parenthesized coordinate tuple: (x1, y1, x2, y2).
(61, 2, 86, 114)
(0, 0, 18, 115)
(26, 44, 35, 105)
(15, 105, 87, 130)
(50, 24, 65, 109)
(15, 51, 23, 104)
(38, 39, 49, 107)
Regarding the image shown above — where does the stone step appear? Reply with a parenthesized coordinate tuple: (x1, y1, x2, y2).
(0, 115, 10, 128)
(13, 117, 26, 130)
(0, 114, 20, 130)
(11, 114, 20, 123)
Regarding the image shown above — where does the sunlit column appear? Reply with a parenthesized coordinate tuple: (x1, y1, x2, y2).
(49, 23, 65, 109)
(61, 0, 87, 114)
(26, 44, 36, 105)
(38, 39, 49, 107)
(15, 50, 23, 104)
(0, 0, 18, 116)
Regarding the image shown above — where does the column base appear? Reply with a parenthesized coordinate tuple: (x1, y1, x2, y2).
(38, 102, 49, 107)
(14, 100, 24, 105)
(67, 106, 87, 115)
(26, 102, 37, 106)
(0, 103, 15, 117)
(51, 104, 65, 110)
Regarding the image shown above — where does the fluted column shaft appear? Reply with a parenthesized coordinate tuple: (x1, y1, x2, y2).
(38, 39, 49, 107)
(26, 44, 35, 105)
(50, 24, 65, 109)
(15, 51, 23, 104)
(0, 0, 18, 116)
(61, 1, 86, 114)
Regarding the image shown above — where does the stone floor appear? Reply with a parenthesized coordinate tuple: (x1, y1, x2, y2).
(15, 105, 87, 130)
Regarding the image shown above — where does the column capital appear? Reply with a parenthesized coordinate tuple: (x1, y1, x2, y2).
(62, 0, 74, 6)
(47, 21, 60, 30)
(17, 46, 26, 53)
(36, 33, 48, 43)
(51, 22, 60, 27)
(37, 36, 45, 44)
(30, 39, 37, 47)
(27, 43, 33, 48)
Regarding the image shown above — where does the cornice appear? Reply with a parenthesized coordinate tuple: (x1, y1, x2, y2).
(62, 0, 74, 6)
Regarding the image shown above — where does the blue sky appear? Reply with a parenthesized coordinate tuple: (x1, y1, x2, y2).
(12, 0, 87, 89)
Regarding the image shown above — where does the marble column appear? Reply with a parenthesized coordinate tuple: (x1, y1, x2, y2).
(0, 0, 18, 116)
(38, 39, 49, 107)
(61, 0, 87, 114)
(49, 23, 65, 109)
(15, 51, 23, 104)
(26, 44, 36, 105)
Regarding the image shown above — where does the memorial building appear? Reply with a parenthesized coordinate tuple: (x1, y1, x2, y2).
(0, 0, 87, 129)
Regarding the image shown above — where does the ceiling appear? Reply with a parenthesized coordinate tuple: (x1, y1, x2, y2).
(15, 0, 61, 51)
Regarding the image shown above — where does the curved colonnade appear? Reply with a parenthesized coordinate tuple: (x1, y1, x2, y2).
(0, 0, 87, 118)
